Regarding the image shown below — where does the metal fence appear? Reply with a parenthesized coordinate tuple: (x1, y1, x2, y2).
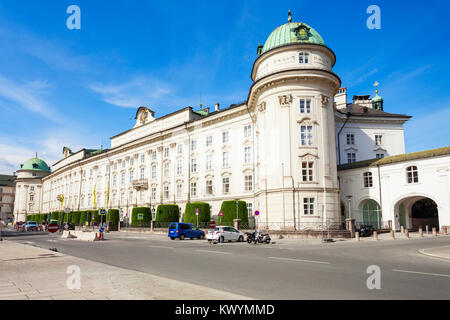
(355, 220, 391, 230)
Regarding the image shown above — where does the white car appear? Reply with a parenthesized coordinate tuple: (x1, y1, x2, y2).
(206, 226, 245, 243)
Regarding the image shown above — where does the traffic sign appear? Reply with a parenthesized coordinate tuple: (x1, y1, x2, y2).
(64, 207, 71, 214)
(137, 213, 144, 220)
(210, 221, 216, 229)
(195, 208, 199, 216)
(254, 210, 260, 216)
(48, 223, 58, 233)
(99, 209, 106, 215)
(99, 227, 104, 233)
(218, 210, 224, 217)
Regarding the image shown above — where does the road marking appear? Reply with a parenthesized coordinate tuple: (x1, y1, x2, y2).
(196, 249, 232, 255)
(268, 256, 330, 265)
(148, 245, 174, 249)
(392, 269, 450, 278)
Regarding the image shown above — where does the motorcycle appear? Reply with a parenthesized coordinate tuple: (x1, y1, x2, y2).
(246, 231, 271, 244)
(359, 225, 374, 237)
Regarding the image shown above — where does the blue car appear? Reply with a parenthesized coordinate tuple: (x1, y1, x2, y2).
(168, 223, 205, 240)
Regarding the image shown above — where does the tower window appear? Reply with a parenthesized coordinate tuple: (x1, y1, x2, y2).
(299, 52, 309, 64)
(300, 125, 313, 146)
(346, 134, 355, 145)
(301, 161, 314, 182)
(303, 198, 315, 215)
(406, 166, 419, 184)
(299, 99, 311, 113)
(347, 153, 356, 163)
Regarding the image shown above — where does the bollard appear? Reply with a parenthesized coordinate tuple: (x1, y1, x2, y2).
(400, 226, 404, 233)
(355, 232, 360, 242)
(432, 227, 437, 236)
(390, 230, 395, 239)
(444, 227, 448, 235)
(440, 226, 447, 235)
(405, 229, 409, 238)
(373, 231, 378, 241)
(419, 227, 423, 237)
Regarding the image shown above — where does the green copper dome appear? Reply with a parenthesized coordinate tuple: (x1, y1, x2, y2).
(259, 22, 325, 56)
(372, 93, 383, 103)
(20, 158, 51, 172)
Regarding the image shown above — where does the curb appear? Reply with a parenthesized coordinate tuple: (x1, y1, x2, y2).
(418, 246, 450, 261)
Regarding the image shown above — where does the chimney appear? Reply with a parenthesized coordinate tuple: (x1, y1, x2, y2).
(214, 103, 220, 112)
(335, 87, 347, 111)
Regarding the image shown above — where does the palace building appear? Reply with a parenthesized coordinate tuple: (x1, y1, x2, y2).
(13, 13, 450, 231)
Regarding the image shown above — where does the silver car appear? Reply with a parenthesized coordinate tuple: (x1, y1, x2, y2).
(206, 226, 245, 243)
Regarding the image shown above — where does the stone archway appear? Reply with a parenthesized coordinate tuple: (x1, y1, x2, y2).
(393, 195, 439, 231)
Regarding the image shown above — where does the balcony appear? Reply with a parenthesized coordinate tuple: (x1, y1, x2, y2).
(132, 179, 148, 190)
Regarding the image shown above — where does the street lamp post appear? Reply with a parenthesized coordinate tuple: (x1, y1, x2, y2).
(346, 195, 353, 220)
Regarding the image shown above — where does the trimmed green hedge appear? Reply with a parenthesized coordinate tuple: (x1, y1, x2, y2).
(184, 202, 211, 224)
(219, 200, 249, 225)
(131, 207, 151, 227)
(79, 211, 89, 225)
(155, 204, 180, 223)
(107, 209, 120, 231)
(26, 215, 33, 222)
(40, 214, 48, 223)
(72, 211, 81, 226)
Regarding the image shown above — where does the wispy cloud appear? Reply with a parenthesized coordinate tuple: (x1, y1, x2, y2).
(89, 76, 172, 108)
(0, 74, 54, 118)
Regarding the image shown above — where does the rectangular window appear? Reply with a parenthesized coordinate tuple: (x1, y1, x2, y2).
(151, 188, 156, 200)
(247, 203, 253, 217)
(347, 153, 356, 163)
(164, 186, 169, 199)
(139, 190, 144, 201)
(122, 161, 125, 168)
(106, 165, 110, 172)
(363, 172, 373, 188)
(30, 186, 35, 192)
(191, 158, 197, 173)
(113, 174, 117, 186)
(177, 184, 183, 198)
(206, 136, 212, 147)
(130, 157, 134, 166)
(152, 151, 156, 160)
(206, 180, 213, 195)
(191, 140, 197, 151)
(30, 194, 34, 201)
(151, 165, 156, 179)
(375, 135, 383, 146)
(177, 160, 183, 175)
(140, 154, 145, 163)
(222, 151, 229, 167)
(121, 173, 125, 185)
(120, 193, 124, 205)
(164, 147, 169, 158)
(300, 125, 313, 146)
(129, 170, 134, 183)
(299, 52, 309, 64)
(376, 153, 384, 159)
(206, 155, 212, 170)
(140, 167, 145, 180)
(244, 146, 252, 163)
(244, 125, 252, 138)
(299, 99, 311, 113)
(129, 190, 133, 202)
(177, 144, 182, 154)
(190, 182, 197, 197)
(245, 175, 253, 191)
(90, 168, 93, 176)
(346, 134, 354, 145)
(222, 177, 230, 194)
(164, 162, 170, 177)
(114, 162, 118, 170)
(301, 161, 314, 182)
(303, 198, 314, 215)
(222, 131, 229, 143)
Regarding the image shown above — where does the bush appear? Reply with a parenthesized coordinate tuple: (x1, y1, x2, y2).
(155, 204, 180, 223)
(41, 214, 48, 223)
(50, 211, 61, 224)
(107, 209, 120, 231)
(184, 202, 211, 224)
(219, 200, 249, 225)
(79, 211, 89, 226)
(131, 207, 151, 227)
(72, 211, 81, 226)
(91, 210, 101, 225)
(26, 215, 31, 221)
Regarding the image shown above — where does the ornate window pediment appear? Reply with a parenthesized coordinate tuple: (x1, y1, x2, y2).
(297, 117, 318, 126)
(299, 152, 318, 161)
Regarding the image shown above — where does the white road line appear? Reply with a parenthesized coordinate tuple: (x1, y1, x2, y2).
(196, 249, 232, 255)
(392, 269, 450, 278)
(148, 245, 174, 249)
(268, 256, 330, 265)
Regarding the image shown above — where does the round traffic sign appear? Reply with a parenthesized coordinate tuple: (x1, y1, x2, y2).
(48, 223, 58, 233)
(254, 210, 260, 216)
(210, 221, 216, 229)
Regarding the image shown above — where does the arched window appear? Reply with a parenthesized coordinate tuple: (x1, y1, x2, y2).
(406, 166, 418, 183)
(363, 172, 373, 188)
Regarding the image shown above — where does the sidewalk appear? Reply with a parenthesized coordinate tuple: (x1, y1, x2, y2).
(0, 240, 251, 300)
(418, 245, 450, 261)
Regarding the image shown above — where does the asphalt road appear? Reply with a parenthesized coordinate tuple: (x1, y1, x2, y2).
(6, 231, 450, 299)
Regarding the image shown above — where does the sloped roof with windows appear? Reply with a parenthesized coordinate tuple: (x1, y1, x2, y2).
(338, 146, 450, 171)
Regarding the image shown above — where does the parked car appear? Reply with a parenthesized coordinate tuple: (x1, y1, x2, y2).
(207, 226, 245, 243)
(15, 221, 24, 231)
(168, 223, 205, 240)
(24, 221, 39, 232)
(63, 223, 75, 230)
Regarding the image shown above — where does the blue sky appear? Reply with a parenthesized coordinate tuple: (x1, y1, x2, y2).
(0, 0, 449, 173)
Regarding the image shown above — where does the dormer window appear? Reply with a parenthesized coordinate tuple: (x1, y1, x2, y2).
(299, 52, 309, 64)
(32, 163, 38, 169)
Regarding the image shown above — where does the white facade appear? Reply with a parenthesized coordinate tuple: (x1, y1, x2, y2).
(0, 176, 16, 222)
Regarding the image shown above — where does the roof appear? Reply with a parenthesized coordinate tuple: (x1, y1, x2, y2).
(337, 104, 411, 119)
(19, 158, 51, 172)
(0, 174, 16, 187)
(338, 146, 450, 171)
(260, 22, 325, 56)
